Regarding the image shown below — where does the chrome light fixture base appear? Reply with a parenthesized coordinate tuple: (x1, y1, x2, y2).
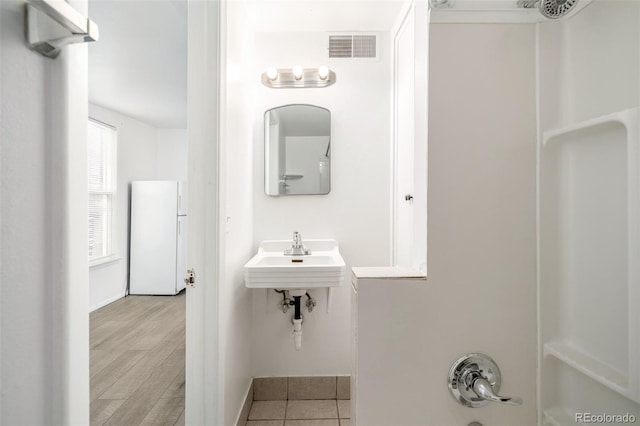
(261, 68, 336, 89)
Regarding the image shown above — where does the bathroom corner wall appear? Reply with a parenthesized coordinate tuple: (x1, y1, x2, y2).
(219, 2, 255, 423)
(249, 31, 393, 376)
(426, 24, 537, 425)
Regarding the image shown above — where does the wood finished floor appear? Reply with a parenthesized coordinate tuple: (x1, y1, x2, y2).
(90, 292, 186, 426)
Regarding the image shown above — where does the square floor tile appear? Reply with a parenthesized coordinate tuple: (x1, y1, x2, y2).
(247, 421, 284, 426)
(286, 400, 338, 420)
(337, 400, 350, 419)
(288, 377, 337, 400)
(249, 401, 287, 420)
(285, 420, 339, 426)
(254, 377, 288, 401)
(339, 420, 350, 426)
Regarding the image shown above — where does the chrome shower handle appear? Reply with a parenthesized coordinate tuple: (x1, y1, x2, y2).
(448, 353, 523, 408)
(472, 377, 523, 406)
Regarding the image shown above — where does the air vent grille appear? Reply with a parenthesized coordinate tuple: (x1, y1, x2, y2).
(353, 35, 376, 58)
(329, 36, 353, 58)
(329, 35, 376, 58)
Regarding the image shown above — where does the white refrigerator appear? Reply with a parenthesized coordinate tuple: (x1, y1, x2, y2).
(129, 181, 187, 295)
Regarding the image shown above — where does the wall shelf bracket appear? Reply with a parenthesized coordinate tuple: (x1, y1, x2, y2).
(26, 0, 99, 58)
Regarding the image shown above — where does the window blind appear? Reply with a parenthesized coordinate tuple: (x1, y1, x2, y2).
(88, 119, 117, 264)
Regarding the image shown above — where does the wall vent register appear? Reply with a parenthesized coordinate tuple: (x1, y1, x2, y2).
(329, 35, 377, 58)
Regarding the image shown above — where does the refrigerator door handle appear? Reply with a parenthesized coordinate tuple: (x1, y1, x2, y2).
(178, 220, 181, 236)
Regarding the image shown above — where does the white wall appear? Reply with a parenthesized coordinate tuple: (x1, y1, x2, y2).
(539, 0, 640, 131)
(219, 2, 255, 423)
(88, 105, 188, 311)
(2, 5, 52, 421)
(1, 0, 90, 423)
(426, 23, 537, 425)
(157, 129, 188, 182)
(249, 31, 392, 376)
(538, 0, 640, 419)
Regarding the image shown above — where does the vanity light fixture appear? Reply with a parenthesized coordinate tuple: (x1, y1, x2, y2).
(261, 66, 336, 89)
(266, 67, 278, 81)
(318, 65, 329, 80)
(292, 65, 304, 80)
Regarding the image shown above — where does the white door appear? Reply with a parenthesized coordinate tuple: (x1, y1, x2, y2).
(394, 9, 415, 268)
(393, 0, 428, 273)
(176, 216, 187, 293)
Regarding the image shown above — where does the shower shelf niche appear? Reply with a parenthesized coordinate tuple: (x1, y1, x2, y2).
(544, 341, 628, 391)
(540, 107, 640, 406)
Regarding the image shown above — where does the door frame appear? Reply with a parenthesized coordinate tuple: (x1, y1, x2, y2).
(185, 0, 222, 423)
(56, 0, 222, 422)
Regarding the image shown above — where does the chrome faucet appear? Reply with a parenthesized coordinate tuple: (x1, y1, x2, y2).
(284, 231, 311, 256)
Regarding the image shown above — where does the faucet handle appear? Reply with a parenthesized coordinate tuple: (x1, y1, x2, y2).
(448, 353, 523, 408)
(472, 377, 522, 406)
(293, 231, 301, 244)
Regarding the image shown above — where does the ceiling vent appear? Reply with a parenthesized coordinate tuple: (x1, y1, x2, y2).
(329, 35, 377, 58)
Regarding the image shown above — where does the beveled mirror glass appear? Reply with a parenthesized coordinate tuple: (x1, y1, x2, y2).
(264, 104, 331, 196)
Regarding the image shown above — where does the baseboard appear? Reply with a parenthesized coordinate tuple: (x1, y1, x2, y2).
(89, 291, 125, 312)
(236, 379, 254, 426)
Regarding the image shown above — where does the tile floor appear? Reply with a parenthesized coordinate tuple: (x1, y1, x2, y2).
(246, 399, 350, 426)
(246, 377, 351, 426)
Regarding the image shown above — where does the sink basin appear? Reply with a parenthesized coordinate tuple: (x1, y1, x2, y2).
(244, 239, 346, 289)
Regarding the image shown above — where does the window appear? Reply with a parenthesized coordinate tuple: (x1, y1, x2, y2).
(88, 119, 117, 266)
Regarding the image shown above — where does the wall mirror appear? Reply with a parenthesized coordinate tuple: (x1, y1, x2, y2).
(264, 104, 331, 196)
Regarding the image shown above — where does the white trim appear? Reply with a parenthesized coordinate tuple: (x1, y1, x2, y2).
(186, 0, 221, 424)
(88, 116, 117, 130)
(390, 1, 414, 267)
(89, 291, 126, 313)
(535, 21, 543, 426)
(55, 0, 90, 420)
(89, 254, 120, 269)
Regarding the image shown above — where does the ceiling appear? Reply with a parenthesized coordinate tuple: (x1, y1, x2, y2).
(242, 0, 409, 32)
(88, 0, 187, 129)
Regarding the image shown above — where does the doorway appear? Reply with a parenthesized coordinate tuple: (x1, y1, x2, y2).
(87, 0, 188, 423)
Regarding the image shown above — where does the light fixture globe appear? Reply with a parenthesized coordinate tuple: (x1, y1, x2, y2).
(266, 67, 278, 81)
(318, 65, 329, 80)
(292, 65, 304, 80)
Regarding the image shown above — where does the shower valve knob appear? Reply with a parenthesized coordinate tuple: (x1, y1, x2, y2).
(448, 353, 523, 408)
